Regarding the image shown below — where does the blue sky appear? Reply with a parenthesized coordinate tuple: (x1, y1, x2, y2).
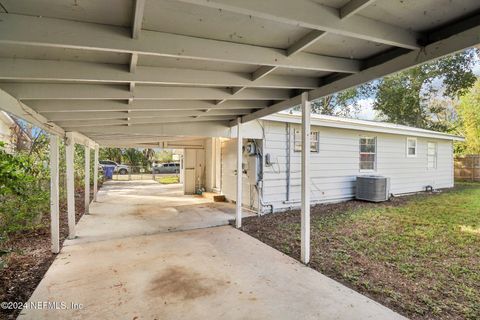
(354, 98, 377, 120)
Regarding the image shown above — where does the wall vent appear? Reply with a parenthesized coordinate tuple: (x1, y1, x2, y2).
(356, 176, 390, 202)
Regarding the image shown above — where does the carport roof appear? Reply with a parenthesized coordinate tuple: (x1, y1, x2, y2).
(0, 0, 479, 146)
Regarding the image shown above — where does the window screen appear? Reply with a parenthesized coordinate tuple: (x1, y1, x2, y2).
(359, 137, 376, 170)
(407, 138, 417, 157)
(294, 129, 319, 152)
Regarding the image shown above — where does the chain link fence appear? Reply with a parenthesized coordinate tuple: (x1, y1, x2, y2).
(107, 165, 181, 184)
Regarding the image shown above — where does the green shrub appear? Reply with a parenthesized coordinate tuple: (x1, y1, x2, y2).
(0, 142, 49, 237)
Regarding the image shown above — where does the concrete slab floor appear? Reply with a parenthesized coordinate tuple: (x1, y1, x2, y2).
(64, 180, 253, 245)
(18, 180, 406, 320)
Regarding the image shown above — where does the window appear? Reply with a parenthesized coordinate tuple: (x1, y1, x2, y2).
(359, 137, 376, 171)
(294, 129, 319, 152)
(427, 142, 437, 169)
(406, 138, 417, 157)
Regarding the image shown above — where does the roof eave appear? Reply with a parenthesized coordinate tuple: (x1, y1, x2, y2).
(264, 113, 465, 141)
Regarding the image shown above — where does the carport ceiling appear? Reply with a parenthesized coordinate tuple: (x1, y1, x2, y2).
(0, 0, 479, 145)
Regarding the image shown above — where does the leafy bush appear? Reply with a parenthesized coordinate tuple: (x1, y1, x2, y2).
(0, 142, 49, 237)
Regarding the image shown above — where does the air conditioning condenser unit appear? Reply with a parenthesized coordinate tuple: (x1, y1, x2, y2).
(356, 176, 390, 202)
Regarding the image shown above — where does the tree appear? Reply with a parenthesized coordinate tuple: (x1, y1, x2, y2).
(302, 49, 478, 123)
(100, 148, 122, 163)
(142, 148, 155, 164)
(290, 86, 371, 117)
(372, 49, 478, 131)
(310, 87, 369, 117)
(155, 150, 173, 163)
(122, 148, 144, 166)
(456, 79, 480, 154)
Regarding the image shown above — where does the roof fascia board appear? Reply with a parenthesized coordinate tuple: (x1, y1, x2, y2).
(264, 114, 464, 141)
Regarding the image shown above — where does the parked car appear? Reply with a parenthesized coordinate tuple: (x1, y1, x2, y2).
(99, 160, 130, 175)
(153, 162, 180, 174)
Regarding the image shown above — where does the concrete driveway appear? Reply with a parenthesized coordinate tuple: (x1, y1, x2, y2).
(19, 181, 406, 320)
(64, 180, 249, 245)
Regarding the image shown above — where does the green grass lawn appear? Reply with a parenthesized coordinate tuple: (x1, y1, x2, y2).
(242, 182, 480, 320)
(155, 175, 179, 184)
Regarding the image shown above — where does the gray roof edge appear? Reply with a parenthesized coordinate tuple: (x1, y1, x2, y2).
(263, 113, 465, 142)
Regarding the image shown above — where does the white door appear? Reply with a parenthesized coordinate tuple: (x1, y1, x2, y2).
(195, 148, 205, 190)
(220, 138, 250, 205)
(184, 149, 197, 194)
(183, 148, 206, 194)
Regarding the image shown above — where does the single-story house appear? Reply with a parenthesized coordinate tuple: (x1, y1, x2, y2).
(215, 113, 463, 213)
(0, 111, 15, 145)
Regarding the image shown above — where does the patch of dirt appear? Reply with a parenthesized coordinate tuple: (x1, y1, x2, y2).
(133, 205, 155, 218)
(149, 266, 225, 301)
(0, 186, 97, 320)
(133, 205, 178, 220)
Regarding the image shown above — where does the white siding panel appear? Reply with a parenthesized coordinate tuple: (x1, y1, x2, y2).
(260, 122, 455, 212)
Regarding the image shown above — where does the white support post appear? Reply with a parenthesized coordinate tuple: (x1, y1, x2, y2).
(235, 117, 243, 229)
(84, 145, 90, 214)
(49, 135, 60, 253)
(65, 134, 76, 239)
(93, 145, 99, 201)
(179, 155, 184, 184)
(301, 92, 311, 264)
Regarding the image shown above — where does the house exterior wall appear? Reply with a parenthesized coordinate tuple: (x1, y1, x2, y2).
(0, 117, 11, 141)
(221, 138, 259, 210)
(0, 111, 14, 152)
(205, 138, 222, 192)
(220, 119, 455, 213)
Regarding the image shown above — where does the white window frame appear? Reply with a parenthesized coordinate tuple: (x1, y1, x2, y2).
(359, 136, 377, 172)
(406, 137, 417, 158)
(427, 142, 437, 169)
(294, 129, 319, 153)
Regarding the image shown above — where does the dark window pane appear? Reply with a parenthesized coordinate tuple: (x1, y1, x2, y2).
(360, 154, 375, 162)
(360, 145, 375, 153)
(360, 161, 374, 170)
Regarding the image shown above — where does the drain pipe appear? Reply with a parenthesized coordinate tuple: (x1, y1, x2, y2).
(255, 183, 274, 215)
(285, 123, 291, 202)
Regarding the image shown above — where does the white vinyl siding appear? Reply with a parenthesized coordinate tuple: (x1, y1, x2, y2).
(427, 142, 437, 169)
(220, 120, 455, 213)
(407, 137, 417, 157)
(359, 136, 376, 171)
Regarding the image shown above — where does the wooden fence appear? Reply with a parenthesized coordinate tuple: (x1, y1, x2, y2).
(454, 155, 480, 181)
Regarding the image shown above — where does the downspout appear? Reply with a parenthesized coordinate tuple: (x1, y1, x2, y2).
(286, 122, 291, 202)
(254, 131, 274, 215)
(255, 183, 273, 214)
